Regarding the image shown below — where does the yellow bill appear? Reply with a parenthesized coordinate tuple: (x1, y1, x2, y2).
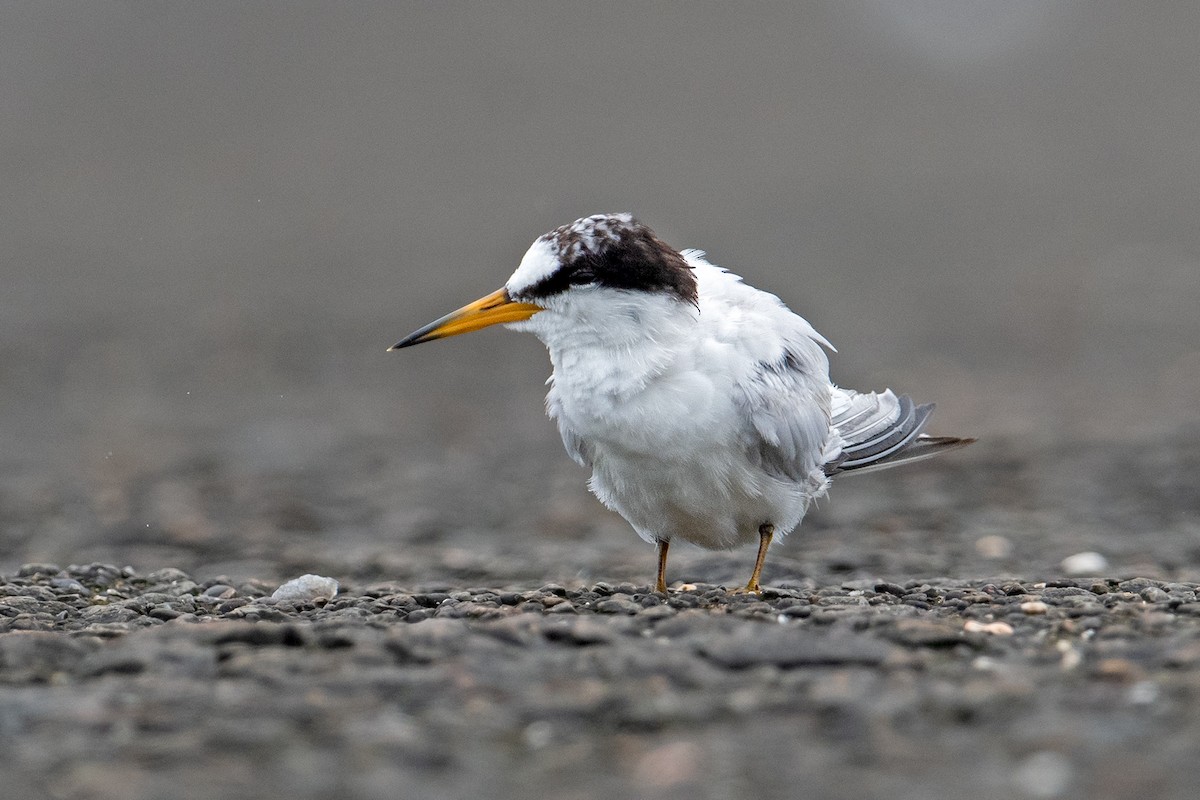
(389, 288, 542, 350)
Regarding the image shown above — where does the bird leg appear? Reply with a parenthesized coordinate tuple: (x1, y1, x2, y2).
(731, 524, 774, 595)
(654, 538, 671, 593)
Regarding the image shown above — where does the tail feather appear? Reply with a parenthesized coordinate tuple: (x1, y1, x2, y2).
(824, 387, 974, 476)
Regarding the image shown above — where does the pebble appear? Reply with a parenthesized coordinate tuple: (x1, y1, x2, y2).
(975, 534, 1013, 559)
(963, 620, 1014, 636)
(1140, 587, 1171, 603)
(1020, 601, 1049, 615)
(270, 574, 339, 604)
(1060, 551, 1109, 576)
(595, 598, 640, 615)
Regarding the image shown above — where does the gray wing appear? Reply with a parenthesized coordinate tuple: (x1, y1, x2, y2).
(734, 344, 834, 485)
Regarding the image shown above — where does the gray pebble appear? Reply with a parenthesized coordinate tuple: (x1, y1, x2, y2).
(1140, 587, 1171, 603)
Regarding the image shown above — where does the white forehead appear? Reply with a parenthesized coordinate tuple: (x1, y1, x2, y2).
(506, 213, 635, 294)
(507, 236, 561, 295)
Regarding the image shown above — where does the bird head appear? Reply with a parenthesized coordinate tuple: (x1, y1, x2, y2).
(390, 214, 699, 351)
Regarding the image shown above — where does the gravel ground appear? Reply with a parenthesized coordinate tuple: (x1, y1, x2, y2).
(4, 547, 1200, 800)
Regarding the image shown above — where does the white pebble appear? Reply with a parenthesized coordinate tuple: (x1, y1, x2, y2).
(964, 620, 1014, 636)
(1020, 601, 1049, 615)
(1060, 551, 1108, 576)
(271, 574, 339, 603)
(975, 534, 1013, 559)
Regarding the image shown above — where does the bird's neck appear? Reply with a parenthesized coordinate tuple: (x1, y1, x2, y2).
(539, 302, 696, 400)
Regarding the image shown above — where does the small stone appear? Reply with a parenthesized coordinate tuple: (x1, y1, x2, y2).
(1020, 601, 1049, 615)
(546, 600, 576, 614)
(146, 567, 192, 584)
(975, 535, 1012, 559)
(595, 598, 639, 614)
(963, 620, 1014, 635)
(1116, 578, 1159, 594)
(1139, 587, 1170, 603)
(270, 574, 339, 603)
(148, 605, 181, 621)
(79, 605, 140, 624)
(1060, 552, 1108, 576)
(48, 578, 88, 595)
(163, 581, 200, 597)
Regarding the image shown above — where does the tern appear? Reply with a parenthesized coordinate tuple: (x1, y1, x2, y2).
(392, 214, 973, 593)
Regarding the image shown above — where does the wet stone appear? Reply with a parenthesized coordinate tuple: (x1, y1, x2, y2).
(48, 578, 88, 595)
(1117, 578, 1162, 593)
(145, 567, 192, 584)
(596, 598, 640, 615)
(79, 605, 141, 624)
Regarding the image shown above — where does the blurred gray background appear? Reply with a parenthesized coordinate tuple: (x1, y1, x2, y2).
(1, 2, 1198, 579)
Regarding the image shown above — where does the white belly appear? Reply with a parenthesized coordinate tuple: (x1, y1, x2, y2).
(581, 417, 820, 550)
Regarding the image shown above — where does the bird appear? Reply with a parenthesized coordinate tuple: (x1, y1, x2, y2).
(391, 213, 974, 594)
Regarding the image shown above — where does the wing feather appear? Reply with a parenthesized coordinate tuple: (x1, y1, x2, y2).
(734, 343, 832, 485)
(825, 387, 949, 474)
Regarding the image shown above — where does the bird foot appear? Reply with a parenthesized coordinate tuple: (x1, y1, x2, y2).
(728, 583, 763, 596)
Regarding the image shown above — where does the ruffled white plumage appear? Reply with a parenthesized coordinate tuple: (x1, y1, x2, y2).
(516, 251, 839, 549)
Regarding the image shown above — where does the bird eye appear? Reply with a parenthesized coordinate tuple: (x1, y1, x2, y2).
(570, 267, 596, 286)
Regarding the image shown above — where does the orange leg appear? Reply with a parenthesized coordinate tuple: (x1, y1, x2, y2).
(732, 524, 774, 595)
(655, 539, 671, 593)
